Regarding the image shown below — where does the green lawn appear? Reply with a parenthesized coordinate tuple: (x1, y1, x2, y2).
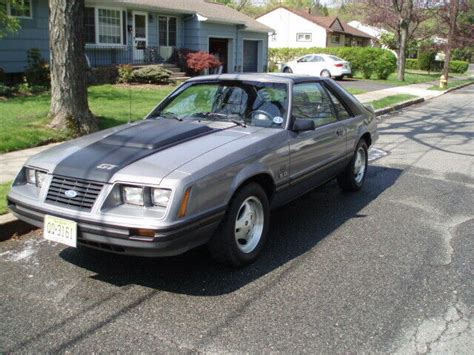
(368, 94, 418, 110)
(428, 79, 474, 91)
(0, 181, 11, 215)
(354, 71, 440, 86)
(346, 87, 367, 95)
(0, 84, 176, 153)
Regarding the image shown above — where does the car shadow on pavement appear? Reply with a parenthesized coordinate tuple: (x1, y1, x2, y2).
(59, 165, 402, 296)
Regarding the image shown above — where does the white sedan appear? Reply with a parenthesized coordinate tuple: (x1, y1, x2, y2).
(282, 54, 352, 80)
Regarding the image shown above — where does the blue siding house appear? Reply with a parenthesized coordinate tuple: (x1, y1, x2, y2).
(0, 0, 273, 74)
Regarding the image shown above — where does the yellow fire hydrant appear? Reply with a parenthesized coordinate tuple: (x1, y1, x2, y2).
(440, 75, 448, 89)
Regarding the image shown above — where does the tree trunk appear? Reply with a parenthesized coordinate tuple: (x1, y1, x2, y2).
(397, 20, 409, 81)
(48, 0, 97, 135)
(443, 0, 459, 83)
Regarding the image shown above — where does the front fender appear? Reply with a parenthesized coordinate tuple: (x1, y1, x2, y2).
(226, 162, 276, 204)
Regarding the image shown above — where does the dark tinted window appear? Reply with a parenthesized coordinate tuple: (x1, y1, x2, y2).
(325, 87, 352, 120)
(292, 83, 337, 127)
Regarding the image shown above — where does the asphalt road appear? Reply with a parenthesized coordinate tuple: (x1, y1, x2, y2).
(1, 85, 473, 353)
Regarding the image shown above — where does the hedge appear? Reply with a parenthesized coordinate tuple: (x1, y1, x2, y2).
(270, 47, 397, 80)
(402, 58, 468, 74)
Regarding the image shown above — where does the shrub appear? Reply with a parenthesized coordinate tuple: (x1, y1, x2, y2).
(24, 48, 50, 86)
(0, 83, 13, 97)
(375, 50, 397, 79)
(269, 47, 397, 80)
(118, 64, 134, 83)
(406, 59, 418, 70)
(170, 47, 197, 75)
(449, 60, 469, 73)
(131, 65, 173, 84)
(87, 66, 118, 85)
(186, 51, 221, 74)
(417, 51, 436, 73)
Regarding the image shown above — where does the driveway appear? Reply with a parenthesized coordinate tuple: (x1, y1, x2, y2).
(1, 86, 473, 352)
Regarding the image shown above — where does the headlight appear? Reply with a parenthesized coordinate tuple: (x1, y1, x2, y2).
(26, 168, 47, 188)
(122, 186, 144, 206)
(151, 188, 171, 207)
(26, 168, 36, 185)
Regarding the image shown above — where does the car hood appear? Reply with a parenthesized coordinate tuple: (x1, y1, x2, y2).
(26, 119, 266, 185)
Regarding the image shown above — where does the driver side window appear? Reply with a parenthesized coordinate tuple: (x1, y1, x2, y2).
(292, 83, 337, 127)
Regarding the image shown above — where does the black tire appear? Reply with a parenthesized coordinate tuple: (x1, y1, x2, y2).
(320, 69, 331, 78)
(283, 67, 293, 73)
(208, 183, 270, 267)
(337, 140, 368, 192)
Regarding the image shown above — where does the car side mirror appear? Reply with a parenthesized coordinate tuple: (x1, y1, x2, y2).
(364, 104, 375, 113)
(292, 118, 315, 132)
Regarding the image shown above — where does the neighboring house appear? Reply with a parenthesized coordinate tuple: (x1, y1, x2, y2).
(256, 7, 372, 49)
(0, 0, 273, 74)
(347, 21, 387, 46)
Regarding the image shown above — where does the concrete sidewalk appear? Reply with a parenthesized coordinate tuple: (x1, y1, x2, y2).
(354, 82, 445, 103)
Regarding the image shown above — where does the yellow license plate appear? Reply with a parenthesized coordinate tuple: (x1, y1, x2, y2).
(44, 215, 77, 247)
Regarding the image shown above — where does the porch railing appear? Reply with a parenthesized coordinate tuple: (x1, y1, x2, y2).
(85, 45, 168, 67)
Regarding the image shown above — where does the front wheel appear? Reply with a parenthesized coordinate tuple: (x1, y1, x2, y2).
(208, 183, 270, 267)
(283, 67, 293, 73)
(337, 140, 368, 191)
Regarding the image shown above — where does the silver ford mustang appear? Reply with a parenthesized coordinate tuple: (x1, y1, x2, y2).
(8, 73, 377, 266)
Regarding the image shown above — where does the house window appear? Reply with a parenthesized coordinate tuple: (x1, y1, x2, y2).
(84, 7, 126, 45)
(331, 35, 340, 44)
(7, 0, 32, 18)
(84, 7, 96, 44)
(159, 16, 177, 47)
(296, 33, 312, 42)
(98, 9, 122, 44)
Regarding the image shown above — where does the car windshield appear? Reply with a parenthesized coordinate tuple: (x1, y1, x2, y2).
(154, 81, 289, 128)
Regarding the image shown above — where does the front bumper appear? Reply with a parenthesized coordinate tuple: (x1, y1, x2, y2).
(8, 197, 223, 257)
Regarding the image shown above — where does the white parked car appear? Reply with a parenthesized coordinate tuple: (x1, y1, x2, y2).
(282, 54, 352, 80)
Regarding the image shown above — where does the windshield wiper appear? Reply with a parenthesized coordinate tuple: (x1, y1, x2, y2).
(230, 119, 247, 128)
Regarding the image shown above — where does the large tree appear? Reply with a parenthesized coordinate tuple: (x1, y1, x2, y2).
(436, 0, 474, 82)
(364, 0, 435, 81)
(48, 0, 97, 134)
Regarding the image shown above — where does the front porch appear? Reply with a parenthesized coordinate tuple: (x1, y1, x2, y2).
(85, 45, 176, 67)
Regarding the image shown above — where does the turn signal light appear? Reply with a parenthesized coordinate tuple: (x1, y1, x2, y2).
(131, 228, 155, 238)
(178, 188, 192, 218)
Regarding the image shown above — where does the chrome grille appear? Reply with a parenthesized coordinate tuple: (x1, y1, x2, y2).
(45, 176, 104, 211)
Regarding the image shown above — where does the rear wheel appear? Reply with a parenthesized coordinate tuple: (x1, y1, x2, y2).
(337, 140, 368, 191)
(320, 69, 331, 78)
(283, 67, 293, 73)
(208, 183, 269, 267)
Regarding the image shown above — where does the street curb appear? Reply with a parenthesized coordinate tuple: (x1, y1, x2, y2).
(374, 97, 425, 117)
(442, 80, 474, 94)
(374, 80, 474, 118)
(0, 213, 36, 242)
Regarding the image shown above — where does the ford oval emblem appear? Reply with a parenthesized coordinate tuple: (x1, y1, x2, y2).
(64, 190, 78, 198)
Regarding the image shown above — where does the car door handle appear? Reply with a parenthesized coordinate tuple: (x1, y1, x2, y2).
(335, 128, 345, 137)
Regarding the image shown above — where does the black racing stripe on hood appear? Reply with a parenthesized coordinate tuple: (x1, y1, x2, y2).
(53, 119, 217, 182)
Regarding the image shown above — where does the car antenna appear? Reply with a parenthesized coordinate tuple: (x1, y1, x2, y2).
(128, 84, 132, 124)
